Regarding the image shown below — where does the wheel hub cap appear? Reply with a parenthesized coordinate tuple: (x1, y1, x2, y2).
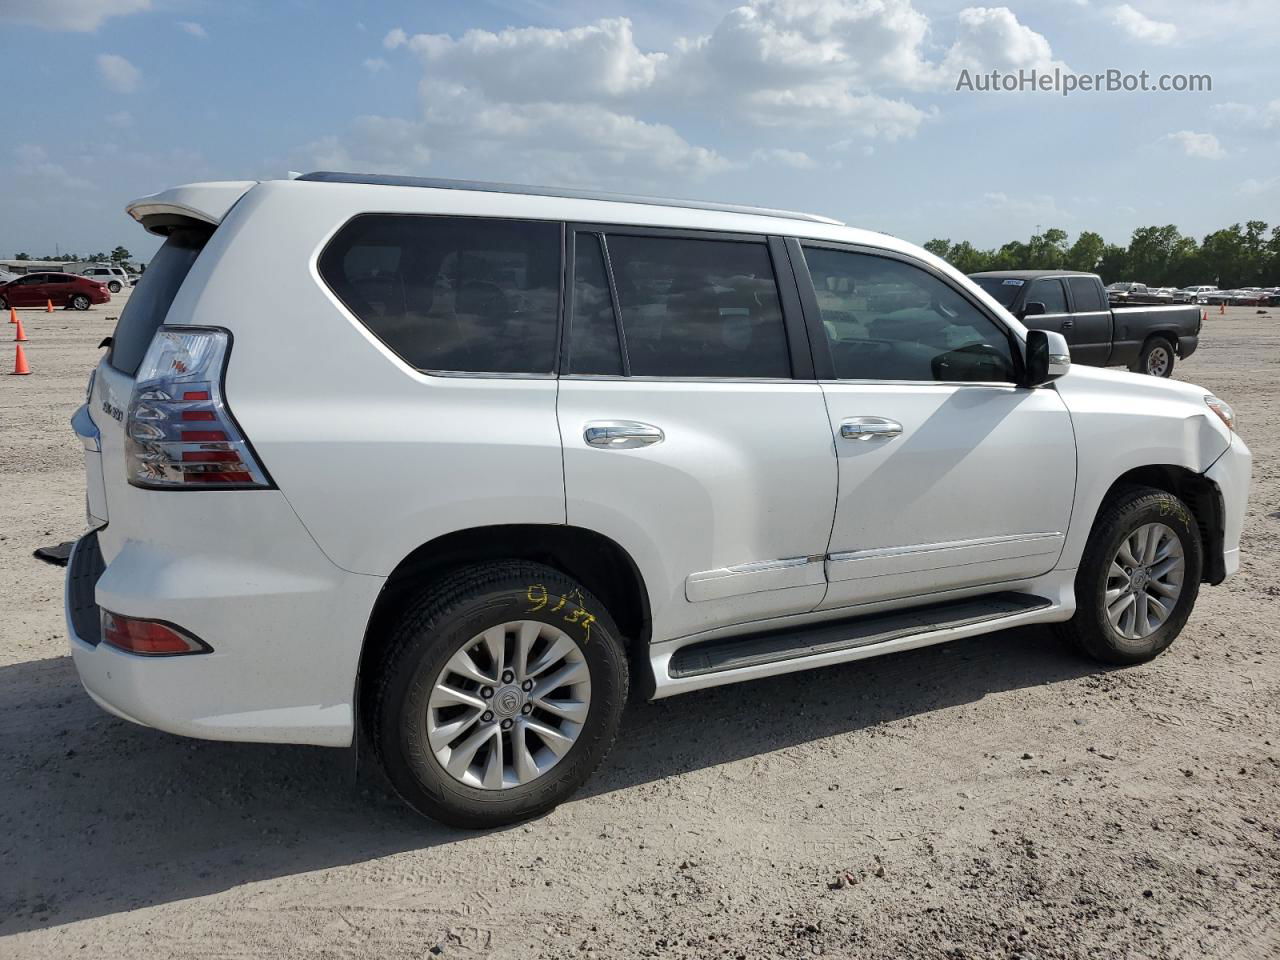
(425, 619, 591, 791)
(1105, 522, 1184, 640)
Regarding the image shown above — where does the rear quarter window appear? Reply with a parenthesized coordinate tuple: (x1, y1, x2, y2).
(109, 226, 211, 376)
(317, 214, 562, 375)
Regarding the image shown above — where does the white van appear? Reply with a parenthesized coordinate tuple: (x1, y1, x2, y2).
(66, 173, 1251, 827)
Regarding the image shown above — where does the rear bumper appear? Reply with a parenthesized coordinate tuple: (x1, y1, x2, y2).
(64, 495, 386, 747)
(1206, 433, 1251, 581)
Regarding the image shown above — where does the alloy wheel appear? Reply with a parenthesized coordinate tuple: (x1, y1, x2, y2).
(1105, 522, 1184, 640)
(426, 620, 591, 790)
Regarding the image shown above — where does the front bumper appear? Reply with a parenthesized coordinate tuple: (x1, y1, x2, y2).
(64, 503, 386, 747)
(1206, 433, 1252, 580)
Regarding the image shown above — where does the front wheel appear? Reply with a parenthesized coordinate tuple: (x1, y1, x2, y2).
(370, 561, 629, 828)
(1058, 486, 1202, 665)
(1132, 336, 1175, 377)
(70, 294, 91, 311)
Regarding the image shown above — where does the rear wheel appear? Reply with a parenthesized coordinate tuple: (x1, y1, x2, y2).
(1132, 336, 1175, 377)
(1057, 486, 1202, 665)
(107, 280, 121, 293)
(0, 295, 7, 310)
(370, 561, 629, 828)
(70, 294, 91, 311)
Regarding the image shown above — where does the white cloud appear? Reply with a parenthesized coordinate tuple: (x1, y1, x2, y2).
(751, 148, 817, 169)
(1240, 175, 1280, 196)
(11, 144, 93, 190)
(363, 57, 389, 73)
(177, 21, 207, 38)
(1163, 130, 1225, 158)
(312, 4, 1061, 186)
(1108, 4, 1177, 44)
(0, 0, 149, 31)
(97, 53, 140, 93)
(1212, 99, 1280, 129)
(942, 6, 1066, 74)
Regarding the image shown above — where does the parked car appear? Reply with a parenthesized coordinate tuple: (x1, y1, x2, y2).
(66, 174, 1251, 828)
(969, 270, 1202, 376)
(77, 263, 132, 293)
(0, 271, 111, 310)
(1178, 285, 1218, 303)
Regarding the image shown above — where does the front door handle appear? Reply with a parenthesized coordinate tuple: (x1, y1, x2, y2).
(1061, 319, 1075, 331)
(840, 417, 903, 441)
(584, 420, 665, 449)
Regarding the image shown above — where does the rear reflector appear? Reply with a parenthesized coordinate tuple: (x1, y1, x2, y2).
(101, 611, 212, 656)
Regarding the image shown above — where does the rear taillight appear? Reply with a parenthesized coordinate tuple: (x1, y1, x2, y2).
(102, 610, 211, 655)
(125, 327, 271, 489)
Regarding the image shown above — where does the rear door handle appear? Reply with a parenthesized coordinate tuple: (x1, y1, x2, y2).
(840, 417, 903, 441)
(1061, 319, 1075, 330)
(584, 420, 665, 449)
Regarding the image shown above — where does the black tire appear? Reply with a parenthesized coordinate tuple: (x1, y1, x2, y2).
(1057, 486, 1202, 665)
(1131, 336, 1175, 377)
(107, 281, 121, 293)
(0, 296, 7, 310)
(370, 561, 629, 828)
(71, 294, 91, 311)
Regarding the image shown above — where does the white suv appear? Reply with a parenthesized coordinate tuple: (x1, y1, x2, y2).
(66, 174, 1251, 827)
(78, 264, 132, 293)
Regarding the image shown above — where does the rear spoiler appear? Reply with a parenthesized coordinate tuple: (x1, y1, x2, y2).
(126, 181, 258, 236)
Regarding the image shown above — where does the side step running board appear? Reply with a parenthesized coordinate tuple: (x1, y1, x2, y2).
(667, 592, 1052, 679)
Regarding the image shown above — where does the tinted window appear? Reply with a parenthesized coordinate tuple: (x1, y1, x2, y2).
(319, 215, 561, 375)
(804, 247, 1016, 383)
(604, 235, 790, 378)
(970, 276, 1024, 307)
(568, 233, 622, 375)
(47, 274, 73, 285)
(110, 227, 210, 376)
(1067, 276, 1104, 311)
(18, 274, 45, 285)
(1029, 278, 1067, 313)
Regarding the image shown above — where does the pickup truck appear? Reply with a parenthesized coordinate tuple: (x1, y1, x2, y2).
(970, 270, 1201, 377)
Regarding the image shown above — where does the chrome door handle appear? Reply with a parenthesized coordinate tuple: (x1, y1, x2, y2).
(584, 420, 665, 449)
(1061, 319, 1075, 330)
(840, 417, 903, 441)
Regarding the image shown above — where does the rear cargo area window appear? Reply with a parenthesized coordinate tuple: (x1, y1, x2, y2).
(318, 215, 561, 375)
(109, 226, 210, 376)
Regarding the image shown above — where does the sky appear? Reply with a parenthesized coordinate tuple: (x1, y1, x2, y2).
(0, 0, 1277, 262)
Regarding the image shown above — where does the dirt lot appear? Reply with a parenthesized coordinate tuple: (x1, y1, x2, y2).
(2, 297, 1277, 959)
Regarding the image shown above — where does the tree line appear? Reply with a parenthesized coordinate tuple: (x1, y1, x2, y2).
(10, 245, 134, 265)
(923, 221, 1280, 289)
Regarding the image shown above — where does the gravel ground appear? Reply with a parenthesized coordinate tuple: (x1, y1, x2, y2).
(2, 296, 1277, 959)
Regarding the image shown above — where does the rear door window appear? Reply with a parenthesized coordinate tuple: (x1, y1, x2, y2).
(601, 234, 791, 378)
(318, 214, 562, 375)
(109, 226, 211, 376)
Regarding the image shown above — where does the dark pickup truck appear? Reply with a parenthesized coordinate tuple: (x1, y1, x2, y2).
(969, 270, 1201, 377)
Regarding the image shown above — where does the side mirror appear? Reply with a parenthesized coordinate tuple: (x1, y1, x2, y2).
(1021, 301, 1047, 317)
(1024, 330, 1071, 386)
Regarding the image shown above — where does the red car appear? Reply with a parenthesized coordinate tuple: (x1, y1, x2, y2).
(0, 272, 112, 311)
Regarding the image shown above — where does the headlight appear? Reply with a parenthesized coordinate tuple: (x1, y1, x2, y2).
(1205, 395, 1235, 432)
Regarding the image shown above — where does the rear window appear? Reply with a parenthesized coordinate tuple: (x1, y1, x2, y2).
(317, 214, 562, 375)
(109, 227, 210, 376)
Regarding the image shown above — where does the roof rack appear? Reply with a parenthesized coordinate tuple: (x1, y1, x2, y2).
(296, 171, 843, 226)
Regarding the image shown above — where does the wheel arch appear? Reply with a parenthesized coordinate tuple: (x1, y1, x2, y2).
(356, 523, 654, 733)
(1096, 464, 1226, 584)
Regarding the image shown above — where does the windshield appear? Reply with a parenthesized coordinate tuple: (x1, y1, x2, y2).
(970, 276, 1024, 308)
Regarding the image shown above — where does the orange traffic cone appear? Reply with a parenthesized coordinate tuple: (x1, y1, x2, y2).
(1202, 308, 1208, 324)
(7, 306, 15, 324)
(14, 318, 26, 342)
(11, 343, 30, 375)
(46, 299, 53, 313)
